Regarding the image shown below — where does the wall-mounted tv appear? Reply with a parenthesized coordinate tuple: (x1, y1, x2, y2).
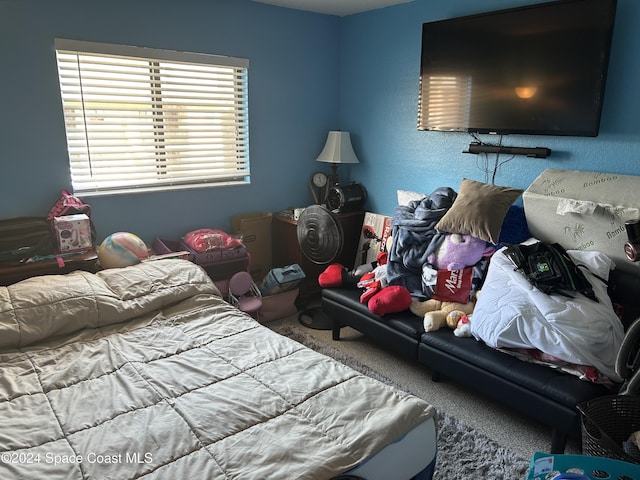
(418, 0, 617, 137)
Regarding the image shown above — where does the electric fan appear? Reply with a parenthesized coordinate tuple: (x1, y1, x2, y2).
(296, 205, 344, 329)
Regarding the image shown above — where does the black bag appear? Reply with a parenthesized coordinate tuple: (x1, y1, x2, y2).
(0, 217, 55, 264)
(502, 241, 600, 301)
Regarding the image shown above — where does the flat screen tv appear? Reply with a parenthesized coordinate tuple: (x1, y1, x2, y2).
(418, 0, 617, 137)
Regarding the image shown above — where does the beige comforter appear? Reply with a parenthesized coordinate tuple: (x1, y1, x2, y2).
(0, 259, 434, 479)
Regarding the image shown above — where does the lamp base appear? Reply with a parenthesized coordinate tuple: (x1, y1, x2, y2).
(298, 307, 333, 330)
(331, 164, 340, 186)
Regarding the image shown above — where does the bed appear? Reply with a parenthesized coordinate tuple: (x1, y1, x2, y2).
(0, 259, 436, 480)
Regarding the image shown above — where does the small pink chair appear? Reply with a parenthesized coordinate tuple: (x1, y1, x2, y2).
(228, 271, 262, 320)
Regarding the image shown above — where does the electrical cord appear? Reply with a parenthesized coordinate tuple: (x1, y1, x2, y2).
(468, 133, 516, 184)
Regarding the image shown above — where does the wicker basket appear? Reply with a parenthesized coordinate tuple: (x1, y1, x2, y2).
(577, 395, 640, 464)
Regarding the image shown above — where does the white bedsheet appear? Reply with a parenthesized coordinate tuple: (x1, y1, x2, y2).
(471, 244, 624, 381)
(0, 259, 435, 479)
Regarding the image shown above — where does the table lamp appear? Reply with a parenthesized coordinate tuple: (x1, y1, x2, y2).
(316, 131, 359, 185)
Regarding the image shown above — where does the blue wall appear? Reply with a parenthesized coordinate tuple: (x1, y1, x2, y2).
(0, 0, 340, 241)
(1, 0, 639, 243)
(340, 0, 640, 216)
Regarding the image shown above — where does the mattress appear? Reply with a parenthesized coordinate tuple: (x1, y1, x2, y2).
(0, 259, 436, 480)
(345, 417, 437, 479)
(523, 168, 640, 274)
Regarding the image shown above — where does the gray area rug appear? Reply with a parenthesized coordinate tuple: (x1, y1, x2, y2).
(271, 325, 531, 480)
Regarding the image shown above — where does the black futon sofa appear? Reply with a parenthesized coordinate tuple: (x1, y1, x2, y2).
(322, 268, 640, 453)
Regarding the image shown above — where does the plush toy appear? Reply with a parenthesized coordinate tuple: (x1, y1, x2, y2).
(358, 253, 412, 316)
(410, 298, 475, 332)
(368, 285, 412, 316)
(318, 252, 387, 289)
(318, 253, 410, 316)
(428, 233, 495, 271)
(358, 264, 388, 303)
(452, 313, 472, 338)
(318, 263, 363, 288)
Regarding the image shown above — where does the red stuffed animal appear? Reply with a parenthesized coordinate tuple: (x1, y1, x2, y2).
(319, 252, 411, 316)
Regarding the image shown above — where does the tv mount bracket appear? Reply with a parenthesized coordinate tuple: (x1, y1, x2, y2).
(463, 142, 551, 159)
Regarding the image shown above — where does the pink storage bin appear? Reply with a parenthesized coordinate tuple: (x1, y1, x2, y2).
(152, 237, 249, 282)
(259, 288, 299, 323)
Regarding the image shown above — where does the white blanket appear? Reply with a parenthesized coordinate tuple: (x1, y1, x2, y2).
(0, 260, 434, 479)
(471, 244, 624, 381)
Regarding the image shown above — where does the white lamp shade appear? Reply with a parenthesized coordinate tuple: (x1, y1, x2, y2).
(316, 131, 359, 164)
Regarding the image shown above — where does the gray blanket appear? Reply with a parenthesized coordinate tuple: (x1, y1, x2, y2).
(387, 187, 457, 298)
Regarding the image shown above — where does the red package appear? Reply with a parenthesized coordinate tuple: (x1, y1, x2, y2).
(183, 229, 242, 253)
(432, 267, 473, 304)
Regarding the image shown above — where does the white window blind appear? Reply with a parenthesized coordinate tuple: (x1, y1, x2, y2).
(55, 39, 249, 195)
(418, 75, 471, 131)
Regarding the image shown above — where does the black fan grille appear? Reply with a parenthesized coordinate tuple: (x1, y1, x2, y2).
(296, 205, 343, 265)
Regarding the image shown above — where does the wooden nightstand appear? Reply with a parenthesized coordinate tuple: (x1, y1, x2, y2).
(271, 210, 364, 303)
(0, 251, 100, 286)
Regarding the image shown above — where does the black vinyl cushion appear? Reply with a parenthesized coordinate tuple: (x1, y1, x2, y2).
(421, 329, 610, 409)
(323, 288, 421, 360)
(323, 288, 424, 339)
(321, 285, 618, 451)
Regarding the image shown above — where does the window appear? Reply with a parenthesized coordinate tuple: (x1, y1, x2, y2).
(418, 75, 471, 131)
(55, 39, 249, 195)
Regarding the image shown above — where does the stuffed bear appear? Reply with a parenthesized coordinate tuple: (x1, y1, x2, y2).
(410, 298, 475, 332)
(428, 233, 495, 271)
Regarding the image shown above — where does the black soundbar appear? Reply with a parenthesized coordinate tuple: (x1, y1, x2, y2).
(464, 142, 551, 158)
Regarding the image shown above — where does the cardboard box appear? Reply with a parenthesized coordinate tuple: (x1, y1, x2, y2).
(353, 212, 392, 269)
(53, 214, 92, 253)
(232, 213, 272, 281)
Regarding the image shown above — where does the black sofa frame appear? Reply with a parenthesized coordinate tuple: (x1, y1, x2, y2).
(322, 269, 640, 453)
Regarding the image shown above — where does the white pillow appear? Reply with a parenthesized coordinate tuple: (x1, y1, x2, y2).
(397, 190, 426, 206)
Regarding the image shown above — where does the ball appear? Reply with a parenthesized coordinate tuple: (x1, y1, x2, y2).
(97, 232, 149, 269)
